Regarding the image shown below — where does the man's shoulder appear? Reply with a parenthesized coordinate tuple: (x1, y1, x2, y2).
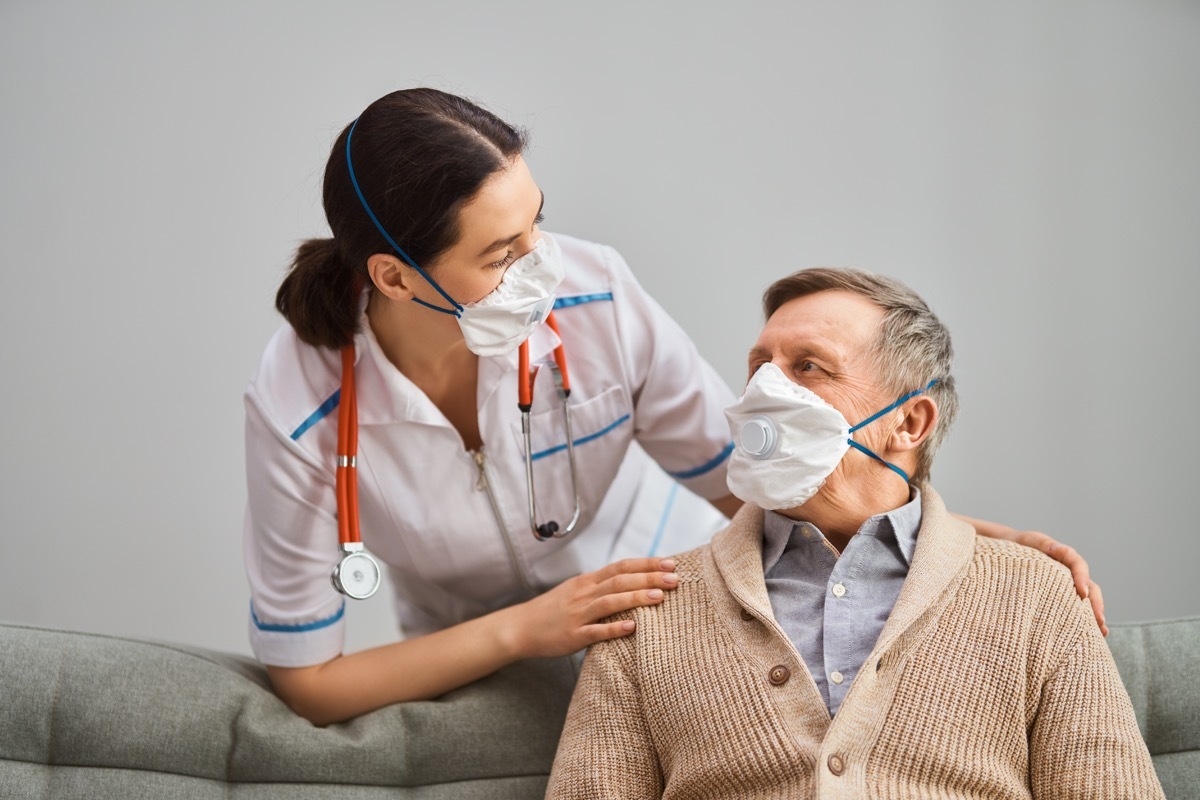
(965, 534, 1090, 635)
(624, 542, 722, 631)
(668, 542, 715, 585)
(971, 535, 1075, 587)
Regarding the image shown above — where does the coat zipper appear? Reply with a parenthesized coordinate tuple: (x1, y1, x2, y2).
(471, 448, 535, 597)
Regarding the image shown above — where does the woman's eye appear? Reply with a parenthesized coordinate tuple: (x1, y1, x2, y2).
(798, 361, 818, 373)
(534, 212, 545, 227)
(488, 251, 516, 270)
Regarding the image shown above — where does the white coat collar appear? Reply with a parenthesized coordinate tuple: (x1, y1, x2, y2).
(351, 298, 562, 428)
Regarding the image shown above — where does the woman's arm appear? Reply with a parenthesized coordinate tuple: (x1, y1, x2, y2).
(956, 513, 1106, 635)
(267, 557, 680, 725)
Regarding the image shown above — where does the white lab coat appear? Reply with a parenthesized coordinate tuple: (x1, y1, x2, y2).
(243, 233, 735, 667)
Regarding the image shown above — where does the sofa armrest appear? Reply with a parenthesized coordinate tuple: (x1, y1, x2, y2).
(0, 623, 576, 797)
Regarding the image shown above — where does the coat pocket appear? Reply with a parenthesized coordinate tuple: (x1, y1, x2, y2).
(509, 384, 633, 534)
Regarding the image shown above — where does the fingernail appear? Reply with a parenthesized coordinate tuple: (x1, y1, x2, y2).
(660, 559, 676, 571)
(662, 572, 678, 585)
(648, 589, 663, 600)
(622, 620, 635, 631)
(1084, 586, 1090, 599)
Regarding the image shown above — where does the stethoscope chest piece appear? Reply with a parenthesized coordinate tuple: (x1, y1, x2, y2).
(331, 545, 382, 600)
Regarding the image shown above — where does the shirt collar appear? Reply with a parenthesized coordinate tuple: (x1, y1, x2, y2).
(759, 486, 923, 573)
(860, 486, 923, 565)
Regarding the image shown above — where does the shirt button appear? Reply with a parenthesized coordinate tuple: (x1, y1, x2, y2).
(831, 583, 846, 598)
(739, 608, 754, 621)
(768, 665, 791, 685)
(828, 754, 845, 775)
(830, 670, 844, 685)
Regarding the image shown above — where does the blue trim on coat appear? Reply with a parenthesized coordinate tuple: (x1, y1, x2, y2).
(553, 292, 614, 309)
(668, 441, 735, 480)
(290, 390, 341, 441)
(647, 482, 680, 557)
(529, 413, 632, 461)
(251, 601, 345, 633)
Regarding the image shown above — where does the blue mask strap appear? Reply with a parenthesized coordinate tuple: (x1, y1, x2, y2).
(848, 379, 939, 434)
(846, 441, 911, 482)
(344, 116, 464, 317)
(845, 378, 940, 484)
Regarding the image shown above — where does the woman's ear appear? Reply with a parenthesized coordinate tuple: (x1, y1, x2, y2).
(890, 395, 939, 454)
(367, 254, 415, 302)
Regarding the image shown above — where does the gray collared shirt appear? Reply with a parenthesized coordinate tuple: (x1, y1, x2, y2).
(761, 488, 922, 716)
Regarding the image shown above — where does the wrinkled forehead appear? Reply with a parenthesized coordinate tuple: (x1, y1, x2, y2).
(755, 290, 884, 359)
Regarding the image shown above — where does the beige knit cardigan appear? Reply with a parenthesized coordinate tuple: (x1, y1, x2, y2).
(546, 488, 1163, 799)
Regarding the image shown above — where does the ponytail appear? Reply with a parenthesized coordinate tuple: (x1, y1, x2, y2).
(275, 238, 362, 348)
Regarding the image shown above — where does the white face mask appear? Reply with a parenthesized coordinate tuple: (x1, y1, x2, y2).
(457, 234, 565, 356)
(725, 363, 934, 510)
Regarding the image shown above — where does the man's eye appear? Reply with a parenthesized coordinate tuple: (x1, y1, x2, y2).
(799, 361, 818, 372)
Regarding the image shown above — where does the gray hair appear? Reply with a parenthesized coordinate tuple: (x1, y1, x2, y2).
(762, 268, 958, 484)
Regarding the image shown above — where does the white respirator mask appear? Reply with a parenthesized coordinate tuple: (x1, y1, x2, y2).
(456, 234, 565, 357)
(724, 363, 936, 510)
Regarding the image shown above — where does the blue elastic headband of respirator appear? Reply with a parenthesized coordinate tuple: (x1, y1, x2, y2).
(845, 379, 940, 483)
(344, 115, 464, 317)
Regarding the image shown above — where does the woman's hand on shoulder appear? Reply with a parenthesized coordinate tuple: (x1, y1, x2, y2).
(503, 558, 680, 659)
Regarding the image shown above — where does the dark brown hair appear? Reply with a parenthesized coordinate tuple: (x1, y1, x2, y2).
(763, 268, 958, 484)
(276, 88, 527, 348)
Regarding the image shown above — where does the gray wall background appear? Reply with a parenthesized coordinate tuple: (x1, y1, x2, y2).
(2, 0, 1197, 658)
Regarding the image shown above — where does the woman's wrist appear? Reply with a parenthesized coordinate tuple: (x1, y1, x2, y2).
(487, 602, 530, 662)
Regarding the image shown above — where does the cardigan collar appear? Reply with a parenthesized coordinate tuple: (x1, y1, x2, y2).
(711, 486, 976, 652)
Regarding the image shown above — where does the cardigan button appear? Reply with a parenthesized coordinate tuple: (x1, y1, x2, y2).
(768, 665, 790, 685)
(828, 754, 845, 775)
(739, 608, 754, 621)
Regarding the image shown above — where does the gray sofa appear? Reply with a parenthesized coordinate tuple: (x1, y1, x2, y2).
(1, 617, 1197, 798)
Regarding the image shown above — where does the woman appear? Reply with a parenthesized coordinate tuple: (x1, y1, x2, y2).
(245, 88, 1099, 725)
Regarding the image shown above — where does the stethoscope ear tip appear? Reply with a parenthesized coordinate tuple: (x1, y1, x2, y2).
(535, 521, 560, 541)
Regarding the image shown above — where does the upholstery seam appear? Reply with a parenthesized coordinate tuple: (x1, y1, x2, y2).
(0, 759, 552, 787)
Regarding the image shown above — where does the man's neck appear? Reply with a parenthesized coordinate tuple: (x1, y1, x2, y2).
(779, 477, 912, 553)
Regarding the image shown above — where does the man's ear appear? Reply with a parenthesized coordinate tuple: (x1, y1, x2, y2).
(367, 254, 415, 302)
(890, 395, 938, 454)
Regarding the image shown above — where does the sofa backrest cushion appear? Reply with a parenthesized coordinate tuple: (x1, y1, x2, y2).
(1107, 617, 1200, 799)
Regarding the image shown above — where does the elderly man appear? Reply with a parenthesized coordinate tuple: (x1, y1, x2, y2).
(546, 269, 1162, 799)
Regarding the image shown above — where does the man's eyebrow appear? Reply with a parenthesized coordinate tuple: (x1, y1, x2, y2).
(748, 340, 840, 366)
(747, 345, 770, 363)
(475, 191, 545, 259)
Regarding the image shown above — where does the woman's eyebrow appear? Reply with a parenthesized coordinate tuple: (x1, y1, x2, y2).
(475, 191, 545, 258)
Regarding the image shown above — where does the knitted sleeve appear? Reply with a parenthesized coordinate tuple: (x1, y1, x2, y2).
(546, 633, 664, 799)
(1029, 614, 1165, 798)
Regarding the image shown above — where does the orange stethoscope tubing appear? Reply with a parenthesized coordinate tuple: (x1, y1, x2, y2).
(330, 343, 380, 599)
(336, 344, 360, 547)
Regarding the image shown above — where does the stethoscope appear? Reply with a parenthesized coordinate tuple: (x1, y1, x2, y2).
(330, 113, 582, 600)
(330, 315, 583, 600)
